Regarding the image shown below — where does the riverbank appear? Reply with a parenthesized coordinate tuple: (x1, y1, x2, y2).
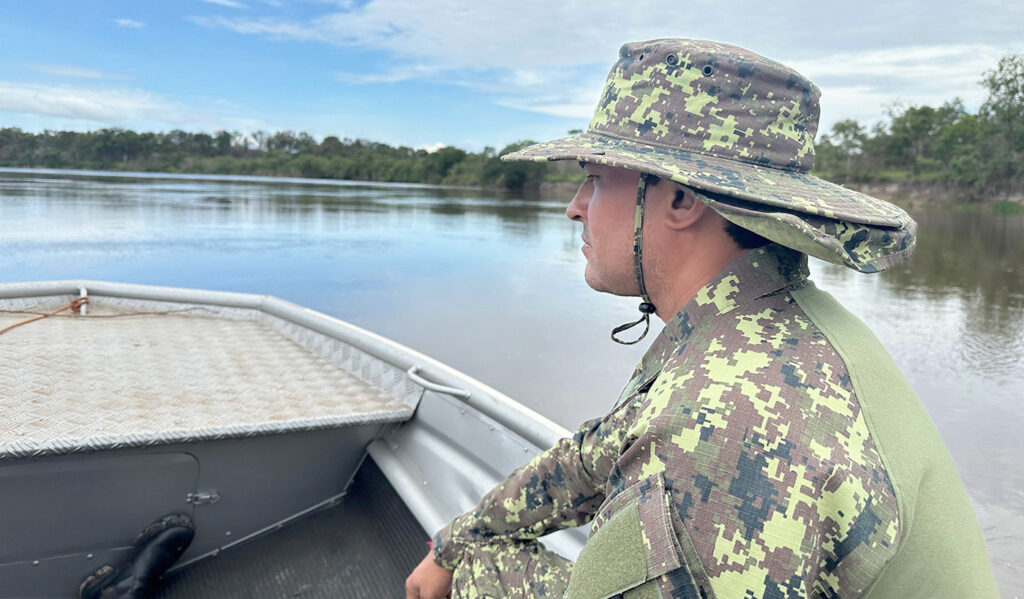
(537, 178, 1024, 213)
(840, 179, 1024, 211)
(5, 124, 1021, 209)
(5, 164, 1022, 214)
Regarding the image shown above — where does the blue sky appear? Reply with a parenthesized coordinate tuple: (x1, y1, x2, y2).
(1, 0, 1022, 152)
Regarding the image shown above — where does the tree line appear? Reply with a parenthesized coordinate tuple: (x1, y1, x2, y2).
(0, 53, 1019, 196)
(814, 53, 1023, 196)
(0, 128, 556, 190)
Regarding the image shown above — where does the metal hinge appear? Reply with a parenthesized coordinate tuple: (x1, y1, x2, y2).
(185, 490, 221, 505)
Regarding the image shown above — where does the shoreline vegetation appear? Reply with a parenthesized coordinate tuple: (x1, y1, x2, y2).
(2, 54, 1020, 206)
(811, 53, 1023, 208)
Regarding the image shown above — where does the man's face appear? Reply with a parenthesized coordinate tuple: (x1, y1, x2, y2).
(566, 163, 641, 296)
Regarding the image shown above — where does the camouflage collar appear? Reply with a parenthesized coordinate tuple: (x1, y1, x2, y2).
(615, 244, 808, 404)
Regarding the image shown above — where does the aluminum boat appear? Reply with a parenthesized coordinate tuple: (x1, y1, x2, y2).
(0, 280, 585, 598)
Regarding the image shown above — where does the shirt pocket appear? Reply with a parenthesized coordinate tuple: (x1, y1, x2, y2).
(564, 473, 684, 599)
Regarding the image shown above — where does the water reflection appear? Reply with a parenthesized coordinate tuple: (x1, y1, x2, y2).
(888, 211, 1023, 307)
(818, 209, 1024, 380)
(1, 169, 1021, 592)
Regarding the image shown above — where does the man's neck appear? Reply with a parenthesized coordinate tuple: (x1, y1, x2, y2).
(652, 246, 749, 322)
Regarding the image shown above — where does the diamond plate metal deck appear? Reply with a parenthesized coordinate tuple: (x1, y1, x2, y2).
(0, 295, 415, 460)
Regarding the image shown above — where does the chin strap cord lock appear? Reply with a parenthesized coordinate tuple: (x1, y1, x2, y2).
(611, 175, 657, 345)
(611, 301, 656, 344)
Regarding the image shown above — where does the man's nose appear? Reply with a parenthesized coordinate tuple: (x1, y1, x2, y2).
(566, 179, 591, 222)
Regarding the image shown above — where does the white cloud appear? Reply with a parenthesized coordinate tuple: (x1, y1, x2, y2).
(334, 64, 441, 84)
(113, 18, 145, 29)
(0, 82, 191, 125)
(189, 0, 1023, 128)
(27, 63, 124, 80)
(201, 0, 249, 8)
(416, 142, 445, 153)
(790, 44, 1015, 132)
(461, 65, 606, 121)
(496, 100, 595, 120)
(0, 82, 288, 136)
(790, 44, 1005, 82)
(188, 15, 312, 39)
(188, 1, 639, 69)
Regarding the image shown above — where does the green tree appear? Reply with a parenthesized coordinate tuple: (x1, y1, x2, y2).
(423, 146, 467, 182)
(979, 53, 1024, 185)
(819, 119, 867, 177)
(319, 136, 344, 156)
(481, 141, 544, 189)
(214, 131, 233, 155)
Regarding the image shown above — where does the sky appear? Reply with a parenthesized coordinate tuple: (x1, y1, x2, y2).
(1, 0, 1022, 152)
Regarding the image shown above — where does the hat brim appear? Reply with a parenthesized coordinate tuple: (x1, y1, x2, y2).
(698, 192, 916, 273)
(502, 132, 911, 229)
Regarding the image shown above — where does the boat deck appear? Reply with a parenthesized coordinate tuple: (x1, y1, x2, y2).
(0, 294, 415, 460)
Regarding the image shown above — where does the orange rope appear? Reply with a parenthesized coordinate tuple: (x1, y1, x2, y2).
(0, 297, 89, 337)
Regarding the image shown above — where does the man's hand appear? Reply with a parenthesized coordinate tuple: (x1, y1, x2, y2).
(405, 552, 453, 599)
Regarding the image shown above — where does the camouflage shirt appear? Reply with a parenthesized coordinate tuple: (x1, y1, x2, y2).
(434, 245, 947, 597)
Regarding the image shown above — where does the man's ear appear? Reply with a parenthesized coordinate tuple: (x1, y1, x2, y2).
(664, 185, 709, 231)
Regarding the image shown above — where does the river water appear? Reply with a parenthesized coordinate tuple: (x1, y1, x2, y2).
(2, 168, 1022, 596)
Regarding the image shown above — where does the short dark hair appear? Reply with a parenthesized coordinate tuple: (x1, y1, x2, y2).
(723, 221, 771, 249)
(643, 174, 770, 249)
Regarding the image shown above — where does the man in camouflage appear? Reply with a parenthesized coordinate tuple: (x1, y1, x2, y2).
(406, 39, 998, 598)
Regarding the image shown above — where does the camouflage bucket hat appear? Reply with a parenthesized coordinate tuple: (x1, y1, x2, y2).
(502, 39, 916, 273)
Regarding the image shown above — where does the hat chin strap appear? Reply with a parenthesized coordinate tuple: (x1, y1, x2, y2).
(611, 176, 657, 345)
